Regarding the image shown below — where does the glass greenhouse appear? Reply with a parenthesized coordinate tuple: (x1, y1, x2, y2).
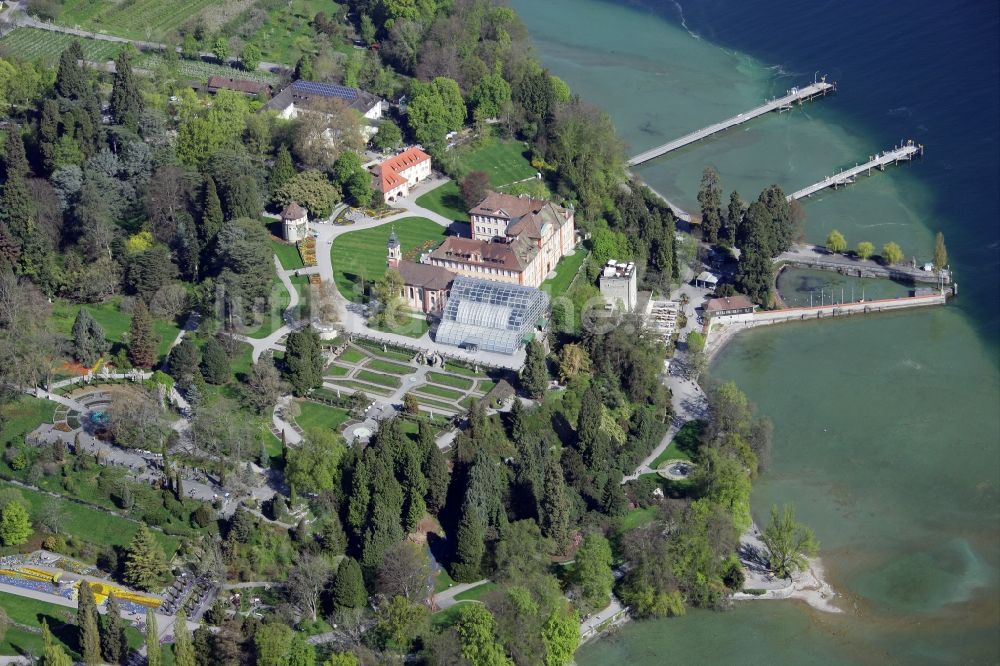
(436, 277, 548, 354)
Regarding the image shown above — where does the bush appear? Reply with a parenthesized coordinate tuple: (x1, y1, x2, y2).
(42, 534, 67, 553)
(191, 506, 214, 529)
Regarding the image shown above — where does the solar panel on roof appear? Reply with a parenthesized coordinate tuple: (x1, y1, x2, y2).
(291, 80, 360, 100)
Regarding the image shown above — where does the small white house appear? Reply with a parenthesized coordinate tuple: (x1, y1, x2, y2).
(281, 202, 309, 243)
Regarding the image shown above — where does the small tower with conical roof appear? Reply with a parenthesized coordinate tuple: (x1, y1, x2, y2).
(386, 227, 401, 268)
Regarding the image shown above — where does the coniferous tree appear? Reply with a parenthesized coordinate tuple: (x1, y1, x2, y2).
(41, 620, 73, 666)
(199, 337, 230, 384)
(124, 524, 168, 590)
(697, 167, 723, 244)
(331, 557, 367, 610)
(757, 185, 793, 255)
(173, 612, 196, 666)
(452, 504, 485, 582)
(2, 130, 28, 180)
(0, 169, 34, 243)
(101, 593, 126, 665)
(199, 176, 224, 252)
(71, 309, 108, 366)
(110, 47, 143, 130)
(167, 338, 200, 386)
(127, 299, 157, 369)
(421, 422, 450, 514)
(270, 144, 296, 196)
(541, 456, 571, 552)
(145, 609, 161, 666)
(55, 42, 87, 100)
(933, 231, 948, 270)
(521, 338, 548, 399)
(283, 327, 322, 395)
(77, 581, 102, 666)
(725, 190, 743, 245)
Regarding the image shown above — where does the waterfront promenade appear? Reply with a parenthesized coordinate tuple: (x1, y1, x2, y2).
(776, 243, 951, 285)
(627, 79, 835, 166)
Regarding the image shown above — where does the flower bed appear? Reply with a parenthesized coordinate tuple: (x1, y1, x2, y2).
(298, 238, 317, 267)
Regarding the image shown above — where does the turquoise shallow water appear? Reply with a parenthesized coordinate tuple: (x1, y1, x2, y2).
(509, 0, 1000, 662)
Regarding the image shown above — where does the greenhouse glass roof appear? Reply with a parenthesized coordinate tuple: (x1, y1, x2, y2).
(436, 277, 548, 354)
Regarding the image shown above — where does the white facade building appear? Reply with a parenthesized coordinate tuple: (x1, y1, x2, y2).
(599, 260, 638, 311)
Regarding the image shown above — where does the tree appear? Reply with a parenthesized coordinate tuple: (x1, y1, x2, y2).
(724, 190, 743, 244)
(452, 504, 486, 582)
(242, 357, 283, 413)
(541, 602, 579, 666)
(283, 327, 323, 395)
(372, 120, 403, 152)
(372, 596, 429, 652)
(77, 582, 102, 665)
(468, 64, 512, 119)
(371, 268, 404, 329)
(761, 504, 818, 578)
(274, 171, 340, 218)
(200, 176, 224, 250)
(287, 554, 334, 622)
(403, 392, 419, 415)
(101, 593, 126, 665)
(377, 541, 431, 603)
(212, 37, 230, 62)
(407, 77, 466, 151)
(167, 338, 200, 386)
(124, 524, 168, 591)
(241, 43, 262, 71)
(933, 231, 948, 270)
(110, 48, 142, 130)
(460, 171, 491, 209)
(270, 144, 296, 196)
(0, 500, 31, 546)
(200, 338, 230, 384)
(494, 520, 553, 583)
(573, 533, 614, 610)
(758, 184, 794, 254)
(323, 654, 359, 666)
(331, 557, 367, 611)
(455, 604, 513, 666)
(70, 309, 107, 366)
(331, 153, 372, 207)
(540, 457, 570, 552)
(288, 634, 315, 666)
(41, 620, 73, 666)
(170, 612, 195, 666)
(825, 230, 847, 254)
(589, 227, 630, 268)
(145, 610, 161, 666)
(521, 339, 547, 399)
(3, 130, 28, 181)
(256, 622, 293, 666)
(882, 241, 904, 265)
(422, 430, 449, 514)
(557, 343, 590, 383)
(856, 241, 874, 260)
(285, 428, 344, 493)
(127, 299, 158, 369)
(697, 167, 723, 243)
(686, 331, 705, 354)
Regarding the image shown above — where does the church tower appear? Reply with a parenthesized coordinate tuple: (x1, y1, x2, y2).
(386, 227, 401, 268)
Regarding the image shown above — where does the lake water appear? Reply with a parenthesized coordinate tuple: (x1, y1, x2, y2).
(508, 0, 1000, 662)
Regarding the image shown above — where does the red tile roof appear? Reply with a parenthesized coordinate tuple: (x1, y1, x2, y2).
(376, 147, 431, 193)
(207, 76, 268, 95)
(430, 236, 534, 272)
(704, 295, 756, 313)
(397, 260, 454, 291)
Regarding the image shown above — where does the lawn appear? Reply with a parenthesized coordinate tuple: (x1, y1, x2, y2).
(330, 217, 448, 300)
(57, 0, 217, 41)
(371, 316, 431, 339)
(459, 140, 536, 186)
(431, 600, 476, 629)
(416, 181, 468, 223)
(325, 364, 350, 377)
(413, 395, 460, 413)
(475, 380, 496, 394)
(426, 372, 473, 390)
(444, 361, 484, 377)
(454, 581, 498, 602)
(272, 239, 304, 270)
(540, 250, 588, 297)
(0, 592, 150, 662)
(16, 486, 179, 558)
(326, 380, 393, 397)
(355, 370, 402, 389)
(248, 0, 331, 65)
(415, 384, 465, 401)
(650, 441, 692, 469)
(0, 397, 56, 447)
(246, 275, 308, 339)
(433, 566, 455, 593)
(0, 28, 121, 64)
(49, 296, 180, 362)
(337, 347, 367, 364)
(355, 341, 413, 363)
(366, 359, 416, 376)
(620, 506, 658, 530)
(294, 400, 351, 432)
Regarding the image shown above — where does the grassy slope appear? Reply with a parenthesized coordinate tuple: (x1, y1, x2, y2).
(49, 297, 180, 362)
(416, 181, 468, 223)
(0, 397, 56, 447)
(461, 141, 536, 186)
(540, 250, 588, 296)
(271, 240, 305, 270)
(330, 217, 448, 300)
(294, 401, 351, 432)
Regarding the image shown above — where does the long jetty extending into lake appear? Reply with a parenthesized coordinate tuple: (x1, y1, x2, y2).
(627, 79, 836, 167)
(787, 141, 924, 201)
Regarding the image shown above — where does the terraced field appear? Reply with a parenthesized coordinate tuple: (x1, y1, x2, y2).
(0, 27, 121, 64)
(57, 0, 218, 41)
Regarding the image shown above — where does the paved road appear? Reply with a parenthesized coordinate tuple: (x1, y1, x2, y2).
(433, 578, 490, 610)
(580, 597, 626, 639)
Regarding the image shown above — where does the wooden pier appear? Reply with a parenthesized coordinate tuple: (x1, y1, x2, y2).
(627, 78, 836, 167)
(787, 140, 924, 201)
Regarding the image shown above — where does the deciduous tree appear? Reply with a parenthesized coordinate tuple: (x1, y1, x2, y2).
(856, 241, 874, 260)
(761, 504, 818, 578)
(933, 231, 948, 269)
(882, 241, 904, 265)
(0, 500, 31, 546)
(460, 171, 490, 209)
(825, 230, 847, 254)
